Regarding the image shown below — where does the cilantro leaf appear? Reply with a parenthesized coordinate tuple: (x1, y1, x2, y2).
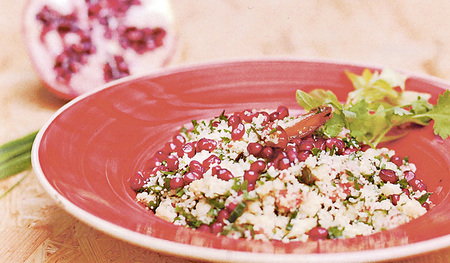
(296, 68, 450, 147)
(296, 90, 323, 111)
(418, 90, 450, 139)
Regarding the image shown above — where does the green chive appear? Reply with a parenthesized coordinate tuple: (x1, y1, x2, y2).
(228, 201, 247, 223)
(0, 131, 38, 180)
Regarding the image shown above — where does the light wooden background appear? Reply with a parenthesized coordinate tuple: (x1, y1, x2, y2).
(1, 1, 449, 262)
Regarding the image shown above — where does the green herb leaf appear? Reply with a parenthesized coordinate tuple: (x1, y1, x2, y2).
(417, 192, 432, 205)
(327, 226, 344, 239)
(228, 201, 247, 223)
(418, 90, 450, 139)
(297, 68, 450, 147)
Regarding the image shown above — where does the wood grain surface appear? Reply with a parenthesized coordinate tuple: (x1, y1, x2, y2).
(1, 1, 449, 262)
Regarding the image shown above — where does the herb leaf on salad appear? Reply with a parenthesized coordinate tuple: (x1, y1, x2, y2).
(296, 68, 450, 147)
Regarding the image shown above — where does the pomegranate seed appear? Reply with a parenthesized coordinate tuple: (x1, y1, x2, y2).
(130, 172, 145, 191)
(119, 26, 167, 54)
(422, 202, 430, 210)
(231, 123, 245, 140)
(217, 168, 234, 181)
(150, 165, 168, 176)
(154, 150, 168, 161)
(379, 169, 398, 184)
(287, 150, 298, 163)
(360, 144, 371, 151)
(87, 3, 102, 18)
(290, 138, 302, 146)
(172, 134, 186, 146)
(298, 150, 312, 162)
(247, 181, 256, 192)
(179, 142, 196, 158)
(244, 170, 259, 183)
(247, 142, 263, 156)
(409, 178, 427, 192)
(286, 144, 298, 153)
(277, 105, 289, 119)
(266, 161, 275, 170)
(210, 222, 223, 234)
(240, 109, 255, 123)
(299, 140, 314, 151)
(197, 224, 211, 233)
(325, 138, 345, 154)
(103, 55, 130, 82)
(211, 166, 222, 176)
(202, 154, 221, 170)
(145, 157, 162, 170)
(196, 138, 218, 152)
(390, 155, 403, 167)
(141, 171, 152, 180)
(403, 171, 416, 182)
(343, 147, 358, 155)
(216, 209, 230, 224)
(276, 157, 291, 170)
(250, 160, 266, 173)
(163, 141, 179, 154)
(313, 138, 326, 150)
(257, 112, 270, 126)
(390, 194, 400, 205)
(402, 188, 410, 196)
(166, 155, 179, 171)
(273, 151, 288, 162)
(227, 114, 241, 128)
(169, 177, 184, 189)
(269, 111, 279, 121)
(260, 146, 274, 160)
(183, 171, 202, 184)
(189, 160, 205, 175)
(308, 227, 328, 240)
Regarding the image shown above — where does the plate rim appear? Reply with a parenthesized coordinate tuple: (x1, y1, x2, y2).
(31, 58, 450, 262)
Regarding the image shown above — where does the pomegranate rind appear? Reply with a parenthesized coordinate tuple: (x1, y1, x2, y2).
(22, 0, 176, 100)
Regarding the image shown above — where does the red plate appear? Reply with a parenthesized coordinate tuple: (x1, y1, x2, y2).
(32, 60, 450, 262)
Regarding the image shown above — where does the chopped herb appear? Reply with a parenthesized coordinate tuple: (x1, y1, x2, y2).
(221, 137, 231, 144)
(403, 156, 409, 164)
(363, 173, 375, 184)
(208, 207, 219, 217)
(417, 192, 432, 205)
(311, 147, 321, 156)
(176, 207, 203, 228)
(378, 193, 388, 202)
(176, 188, 185, 197)
(228, 201, 247, 223)
(191, 120, 200, 135)
(207, 198, 225, 209)
(328, 226, 344, 239)
(286, 209, 299, 231)
(218, 110, 227, 121)
(398, 178, 409, 189)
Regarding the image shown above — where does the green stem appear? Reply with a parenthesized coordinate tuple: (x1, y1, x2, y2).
(0, 172, 29, 199)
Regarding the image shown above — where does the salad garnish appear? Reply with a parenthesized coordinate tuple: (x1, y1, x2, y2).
(296, 68, 450, 147)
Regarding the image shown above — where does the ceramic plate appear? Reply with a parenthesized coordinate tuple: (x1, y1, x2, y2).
(32, 59, 450, 262)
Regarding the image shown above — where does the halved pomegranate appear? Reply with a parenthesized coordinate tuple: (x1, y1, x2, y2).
(23, 0, 176, 100)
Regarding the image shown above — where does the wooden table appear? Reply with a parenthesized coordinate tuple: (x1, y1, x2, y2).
(1, 1, 449, 262)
